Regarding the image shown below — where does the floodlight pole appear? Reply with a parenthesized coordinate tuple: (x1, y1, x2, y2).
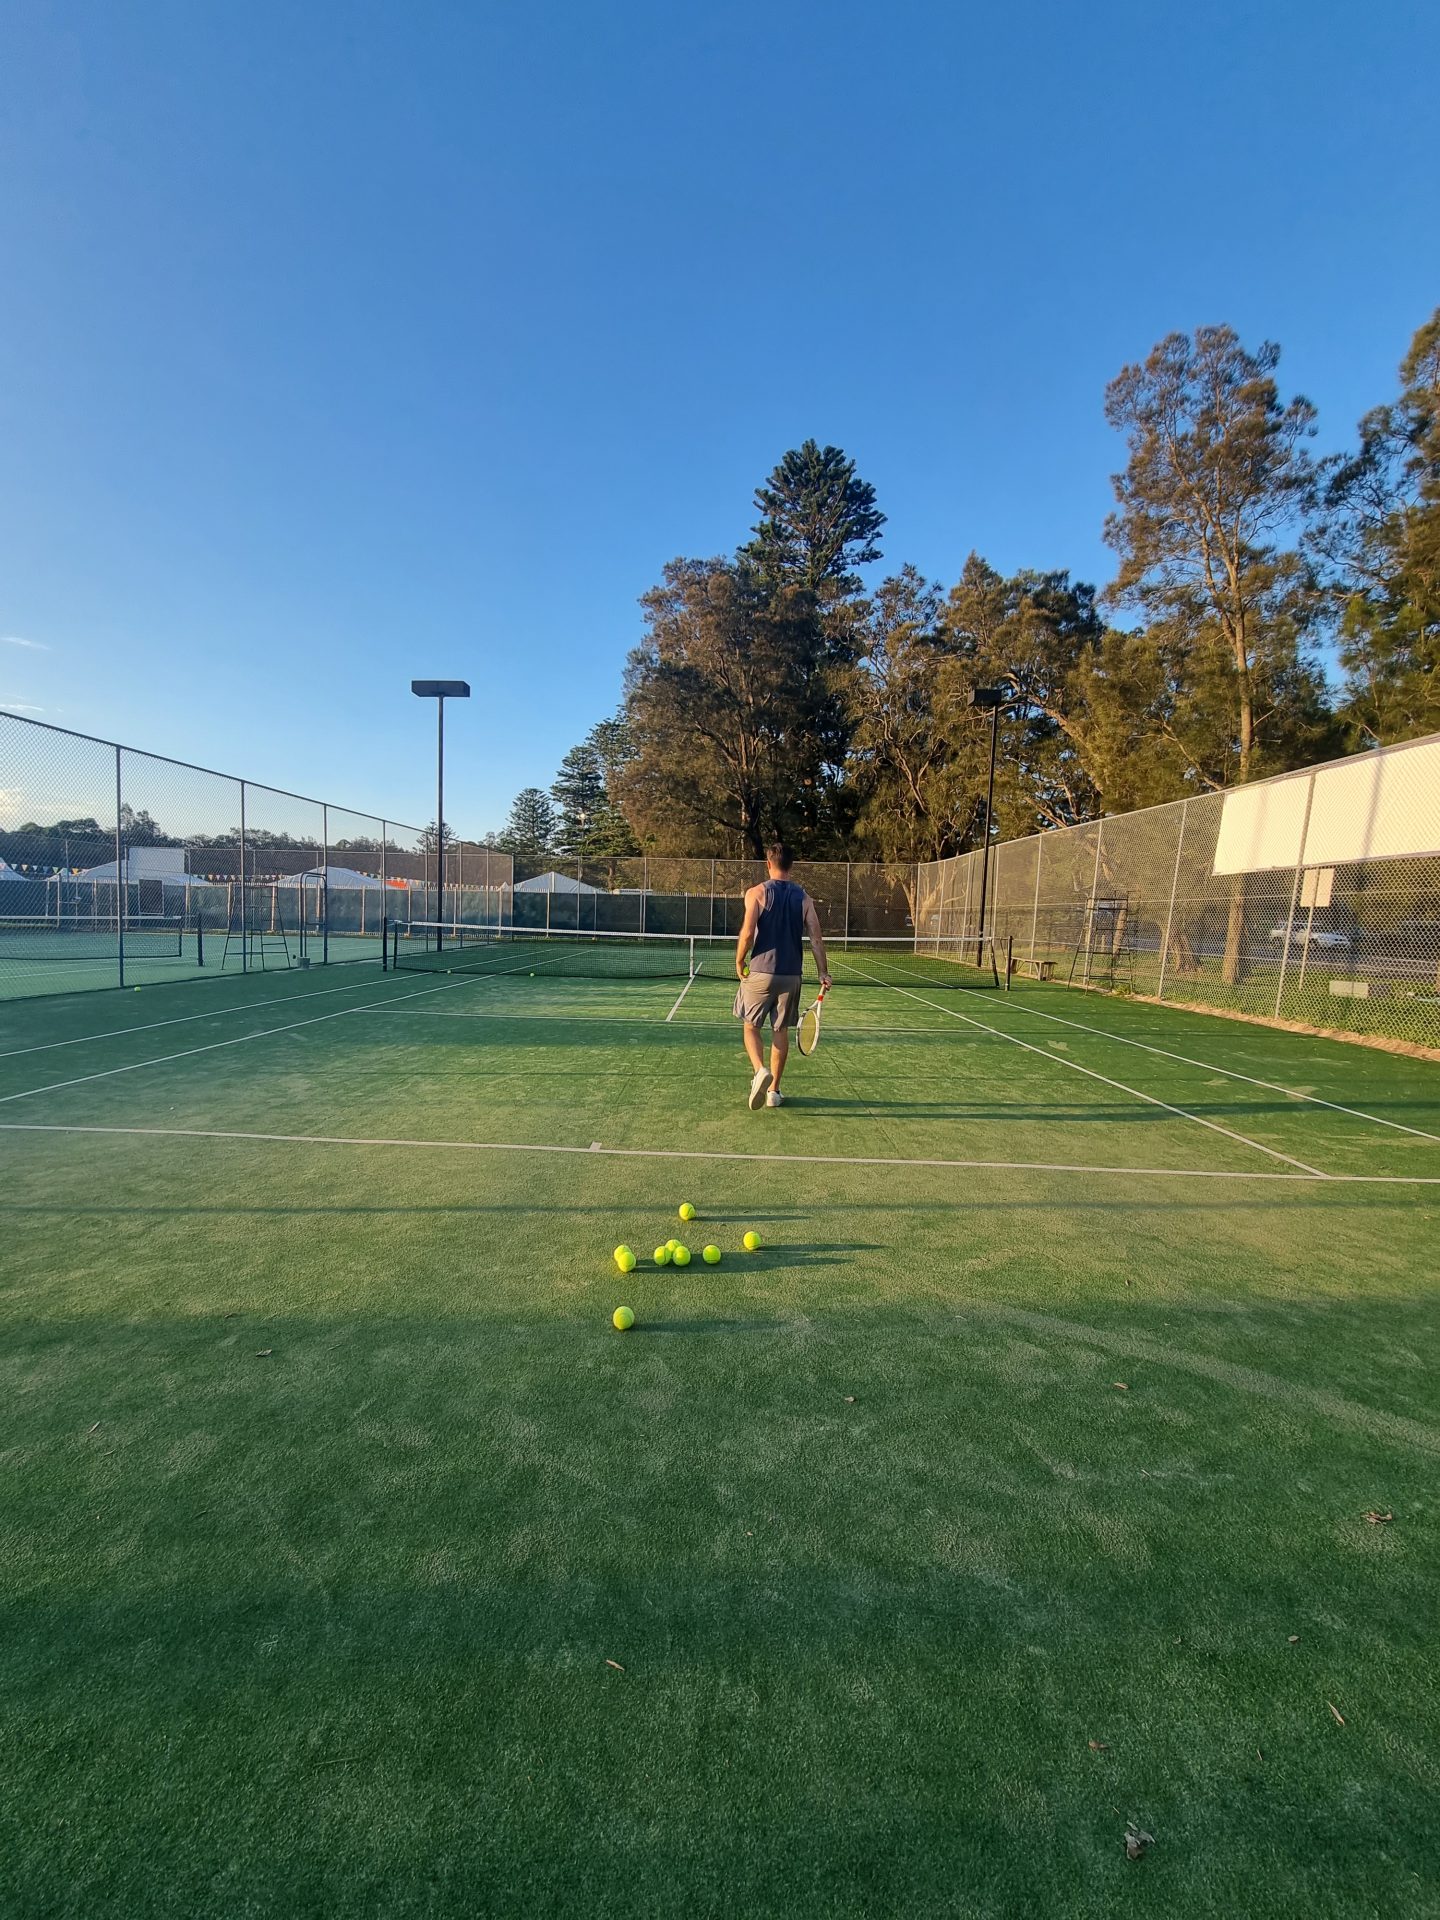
(411, 680, 470, 950)
(968, 685, 1008, 966)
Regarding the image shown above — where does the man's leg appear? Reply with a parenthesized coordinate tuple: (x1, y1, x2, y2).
(743, 1019, 766, 1074)
(769, 1025, 790, 1089)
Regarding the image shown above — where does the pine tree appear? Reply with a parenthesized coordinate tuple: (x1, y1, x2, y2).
(497, 788, 557, 867)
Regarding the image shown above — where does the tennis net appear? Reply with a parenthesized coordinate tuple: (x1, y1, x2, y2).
(388, 923, 1002, 989)
(0, 914, 187, 960)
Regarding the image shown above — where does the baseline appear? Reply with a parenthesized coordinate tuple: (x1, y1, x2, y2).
(6, 1120, 1439, 1184)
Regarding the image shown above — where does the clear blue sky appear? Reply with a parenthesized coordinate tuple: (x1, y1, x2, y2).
(2, 0, 1436, 839)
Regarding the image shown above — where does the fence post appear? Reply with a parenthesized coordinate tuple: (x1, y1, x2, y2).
(1274, 773, 1318, 1018)
(990, 843, 1003, 961)
(114, 745, 125, 990)
(1156, 800, 1189, 1003)
(1029, 835, 1043, 967)
(322, 804, 330, 966)
(239, 780, 248, 972)
(1081, 819, 1104, 985)
(844, 862, 852, 943)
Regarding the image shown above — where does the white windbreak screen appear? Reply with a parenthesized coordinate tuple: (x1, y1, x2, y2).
(1213, 736, 1440, 874)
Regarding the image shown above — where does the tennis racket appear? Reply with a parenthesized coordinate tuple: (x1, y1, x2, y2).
(796, 984, 828, 1056)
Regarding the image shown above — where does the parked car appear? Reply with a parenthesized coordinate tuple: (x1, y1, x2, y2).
(1267, 920, 1353, 951)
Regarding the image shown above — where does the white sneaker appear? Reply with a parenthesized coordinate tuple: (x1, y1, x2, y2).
(766, 1089, 783, 1108)
(748, 1066, 773, 1111)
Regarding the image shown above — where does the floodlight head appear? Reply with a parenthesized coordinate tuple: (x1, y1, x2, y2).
(967, 685, 1006, 712)
(411, 680, 470, 699)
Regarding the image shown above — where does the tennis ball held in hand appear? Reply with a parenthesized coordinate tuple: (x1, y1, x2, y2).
(614, 1245, 636, 1273)
(743, 1231, 762, 1252)
(612, 1306, 635, 1331)
(672, 1245, 691, 1267)
(702, 1245, 721, 1265)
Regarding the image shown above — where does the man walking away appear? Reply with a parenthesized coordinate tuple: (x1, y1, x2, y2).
(734, 843, 832, 1111)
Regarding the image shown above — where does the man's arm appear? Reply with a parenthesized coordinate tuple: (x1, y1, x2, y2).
(804, 895, 832, 987)
(735, 886, 762, 979)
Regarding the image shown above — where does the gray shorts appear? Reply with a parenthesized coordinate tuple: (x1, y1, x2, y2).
(737, 972, 803, 1030)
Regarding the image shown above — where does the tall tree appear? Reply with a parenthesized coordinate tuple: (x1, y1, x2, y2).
(848, 567, 986, 862)
(941, 555, 1104, 834)
(1318, 306, 1440, 745)
(617, 558, 830, 856)
(1103, 326, 1332, 790)
(497, 788, 557, 867)
(744, 440, 885, 599)
(1103, 326, 1336, 979)
(550, 727, 639, 862)
(549, 744, 608, 856)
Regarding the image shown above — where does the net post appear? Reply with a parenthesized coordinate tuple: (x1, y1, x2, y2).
(196, 913, 205, 969)
(381, 913, 389, 971)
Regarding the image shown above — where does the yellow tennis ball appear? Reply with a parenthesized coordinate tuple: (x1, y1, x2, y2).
(742, 1231, 762, 1252)
(614, 1246, 636, 1273)
(672, 1245, 691, 1267)
(612, 1306, 635, 1331)
(702, 1245, 721, 1265)
(678, 1202, 696, 1222)
(653, 1246, 671, 1267)
(665, 1239, 679, 1253)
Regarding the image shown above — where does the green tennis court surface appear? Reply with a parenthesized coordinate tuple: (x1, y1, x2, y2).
(3, 958, 1437, 1916)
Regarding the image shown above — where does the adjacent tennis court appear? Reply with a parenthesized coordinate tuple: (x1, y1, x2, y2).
(3, 946, 1438, 1916)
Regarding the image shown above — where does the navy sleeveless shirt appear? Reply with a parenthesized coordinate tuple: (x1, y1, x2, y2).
(750, 878, 805, 976)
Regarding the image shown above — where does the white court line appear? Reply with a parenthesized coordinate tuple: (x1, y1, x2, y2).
(664, 974, 700, 1022)
(840, 964, 1331, 1180)
(0, 941, 597, 1105)
(990, 999, 1440, 1145)
(394, 1007, 952, 1034)
(3, 1120, 1438, 1184)
(0, 966, 408, 1061)
(0, 970, 512, 1108)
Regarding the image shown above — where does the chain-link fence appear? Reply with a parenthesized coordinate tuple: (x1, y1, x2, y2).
(917, 732, 1440, 1050)
(502, 856, 919, 942)
(0, 711, 503, 1001)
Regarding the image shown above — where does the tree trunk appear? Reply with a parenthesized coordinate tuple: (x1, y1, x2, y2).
(1221, 879, 1248, 987)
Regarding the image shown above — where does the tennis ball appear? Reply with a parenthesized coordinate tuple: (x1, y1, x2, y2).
(665, 1239, 680, 1252)
(702, 1245, 721, 1265)
(612, 1306, 635, 1331)
(672, 1245, 691, 1267)
(742, 1230, 762, 1252)
(653, 1246, 671, 1267)
(614, 1245, 636, 1273)
(678, 1202, 696, 1222)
